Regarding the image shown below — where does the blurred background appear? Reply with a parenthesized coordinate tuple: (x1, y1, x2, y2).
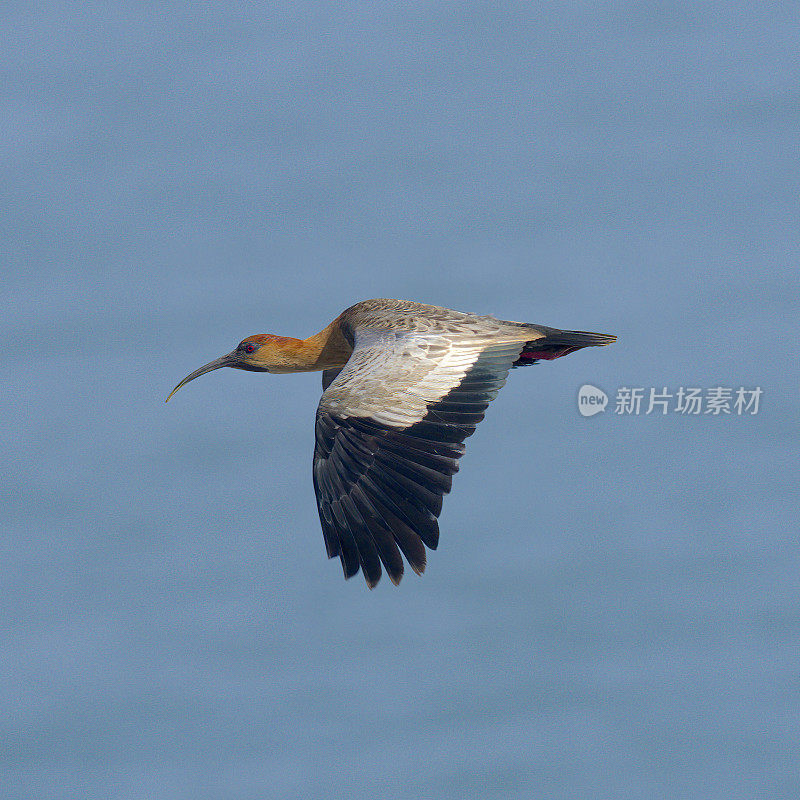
(3, 3, 798, 798)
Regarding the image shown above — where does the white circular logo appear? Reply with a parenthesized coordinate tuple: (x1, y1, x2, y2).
(578, 384, 608, 417)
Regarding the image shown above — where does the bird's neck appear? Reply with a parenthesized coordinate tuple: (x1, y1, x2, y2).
(265, 319, 352, 373)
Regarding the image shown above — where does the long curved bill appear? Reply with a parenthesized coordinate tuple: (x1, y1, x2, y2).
(166, 353, 238, 402)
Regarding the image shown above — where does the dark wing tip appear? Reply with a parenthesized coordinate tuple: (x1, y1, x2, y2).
(387, 569, 403, 587)
(363, 571, 381, 589)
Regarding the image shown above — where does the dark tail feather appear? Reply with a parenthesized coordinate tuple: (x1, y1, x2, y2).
(513, 326, 616, 366)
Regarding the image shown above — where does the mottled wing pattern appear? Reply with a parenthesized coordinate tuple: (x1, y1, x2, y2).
(312, 329, 526, 587)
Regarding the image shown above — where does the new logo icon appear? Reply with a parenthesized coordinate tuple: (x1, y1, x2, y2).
(578, 384, 608, 417)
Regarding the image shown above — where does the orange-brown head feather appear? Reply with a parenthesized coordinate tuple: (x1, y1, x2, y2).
(166, 319, 353, 401)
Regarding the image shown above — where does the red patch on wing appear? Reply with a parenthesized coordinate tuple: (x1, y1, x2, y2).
(519, 346, 579, 361)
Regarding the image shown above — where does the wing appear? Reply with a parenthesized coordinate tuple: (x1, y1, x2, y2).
(312, 329, 526, 588)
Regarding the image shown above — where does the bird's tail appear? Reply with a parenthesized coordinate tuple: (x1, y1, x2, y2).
(513, 326, 616, 366)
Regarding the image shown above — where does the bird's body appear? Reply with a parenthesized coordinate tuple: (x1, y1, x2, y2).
(167, 299, 615, 588)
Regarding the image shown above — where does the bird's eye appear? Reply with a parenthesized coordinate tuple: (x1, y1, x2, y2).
(242, 342, 257, 354)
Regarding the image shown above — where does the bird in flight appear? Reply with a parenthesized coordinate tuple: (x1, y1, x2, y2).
(167, 299, 615, 588)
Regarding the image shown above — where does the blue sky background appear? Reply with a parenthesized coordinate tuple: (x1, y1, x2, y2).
(3, 4, 799, 798)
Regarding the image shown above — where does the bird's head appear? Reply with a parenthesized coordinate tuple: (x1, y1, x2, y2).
(166, 334, 308, 401)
